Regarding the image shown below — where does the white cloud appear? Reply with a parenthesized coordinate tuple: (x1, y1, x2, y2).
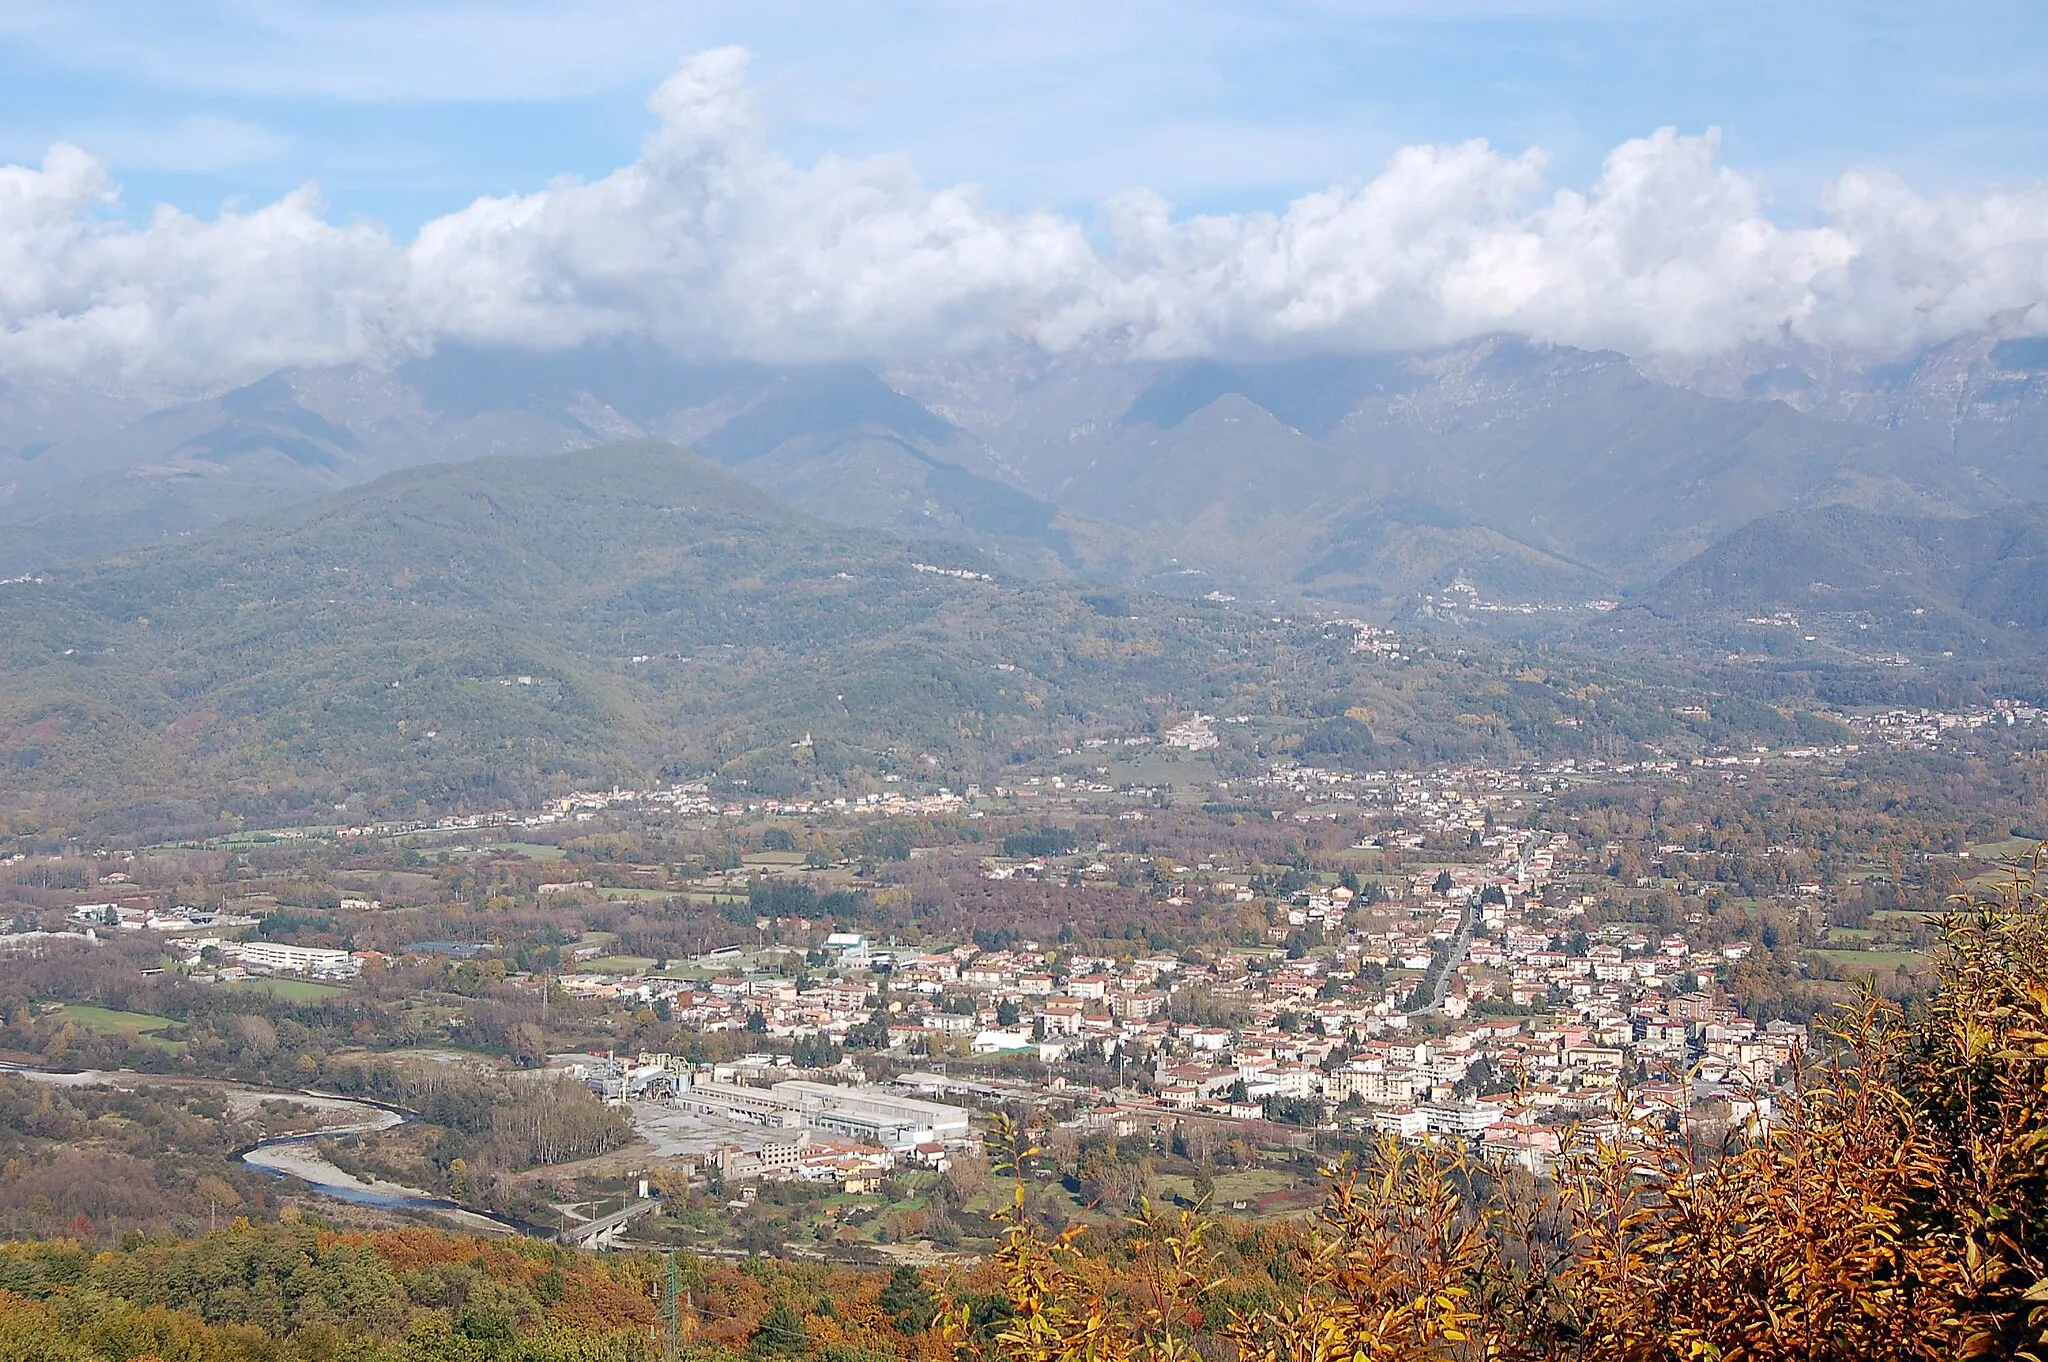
(402, 48, 1100, 361)
(0, 143, 400, 381)
(1, 46, 2046, 385)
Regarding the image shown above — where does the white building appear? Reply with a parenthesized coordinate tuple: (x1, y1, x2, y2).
(1419, 1099, 1505, 1139)
(673, 1078, 971, 1152)
(1370, 1106, 1429, 1138)
(673, 1079, 808, 1127)
(825, 932, 869, 965)
(216, 940, 361, 977)
(768, 1081, 971, 1149)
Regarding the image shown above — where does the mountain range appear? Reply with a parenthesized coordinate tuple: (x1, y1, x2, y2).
(7, 329, 2044, 619)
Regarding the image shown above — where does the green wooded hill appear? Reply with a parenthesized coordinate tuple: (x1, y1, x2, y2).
(1623, 501, 2048, 657)
(0, 441, 1280, 828)
(0, 438, 1975, 835)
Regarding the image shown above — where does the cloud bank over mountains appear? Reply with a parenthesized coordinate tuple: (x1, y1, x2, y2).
(6, 47, 2048, 387)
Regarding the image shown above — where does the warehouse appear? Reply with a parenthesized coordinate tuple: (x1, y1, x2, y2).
(768, 1080, 971, 1149)
(670, 1076, 969, 1151)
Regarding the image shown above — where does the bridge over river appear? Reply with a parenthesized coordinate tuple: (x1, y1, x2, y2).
(557, 1197, 661, 1248)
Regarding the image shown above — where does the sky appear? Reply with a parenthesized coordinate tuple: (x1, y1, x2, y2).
(2, 1, 2047, 384)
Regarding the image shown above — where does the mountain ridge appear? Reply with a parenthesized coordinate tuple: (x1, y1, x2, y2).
(4, 332, 2044, 617)
(0, 441, 1302, 826)
(1610, 501, 2048, 659)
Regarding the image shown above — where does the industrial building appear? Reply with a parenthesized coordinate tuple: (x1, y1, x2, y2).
(672, 1079, 807, 1127)
(767, 1080, 971, 1148)
(671, 1077, 969, 1151)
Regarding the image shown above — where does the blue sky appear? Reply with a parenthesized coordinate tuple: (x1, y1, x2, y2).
(2, 0, 2044, 235)
(5, 2, 2048, 383)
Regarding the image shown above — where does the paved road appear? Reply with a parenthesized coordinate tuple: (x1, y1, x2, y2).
(1408, 900, 1478, 1015)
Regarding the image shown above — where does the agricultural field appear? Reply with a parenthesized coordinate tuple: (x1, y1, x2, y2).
(51, 1004, 180, 1049)
(220, 978, 350, 1003)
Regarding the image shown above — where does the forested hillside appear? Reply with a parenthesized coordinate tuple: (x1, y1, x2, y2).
(0, 442, 1250, 822)
(1628, 501, 2048, 654)
(3, 438, 1935, 836)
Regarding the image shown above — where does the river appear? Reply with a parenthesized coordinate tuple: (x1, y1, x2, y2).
(1, 1064, 518, 1236)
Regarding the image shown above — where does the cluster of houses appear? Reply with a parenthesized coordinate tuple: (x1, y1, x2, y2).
(68, 901, 259, 933)
(21, 737, 1894, 1180)
(1843, 702, 2045, 747)
(535, 811, 1813, 1174)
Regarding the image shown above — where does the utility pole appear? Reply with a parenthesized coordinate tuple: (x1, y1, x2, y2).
(663, 1250, 682, 1362)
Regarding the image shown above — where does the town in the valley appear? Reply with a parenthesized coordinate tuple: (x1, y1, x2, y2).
(2, 695, 2041, 1256)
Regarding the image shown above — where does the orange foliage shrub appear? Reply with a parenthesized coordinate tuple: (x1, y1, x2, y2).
(953, 852, 2048, 1362)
